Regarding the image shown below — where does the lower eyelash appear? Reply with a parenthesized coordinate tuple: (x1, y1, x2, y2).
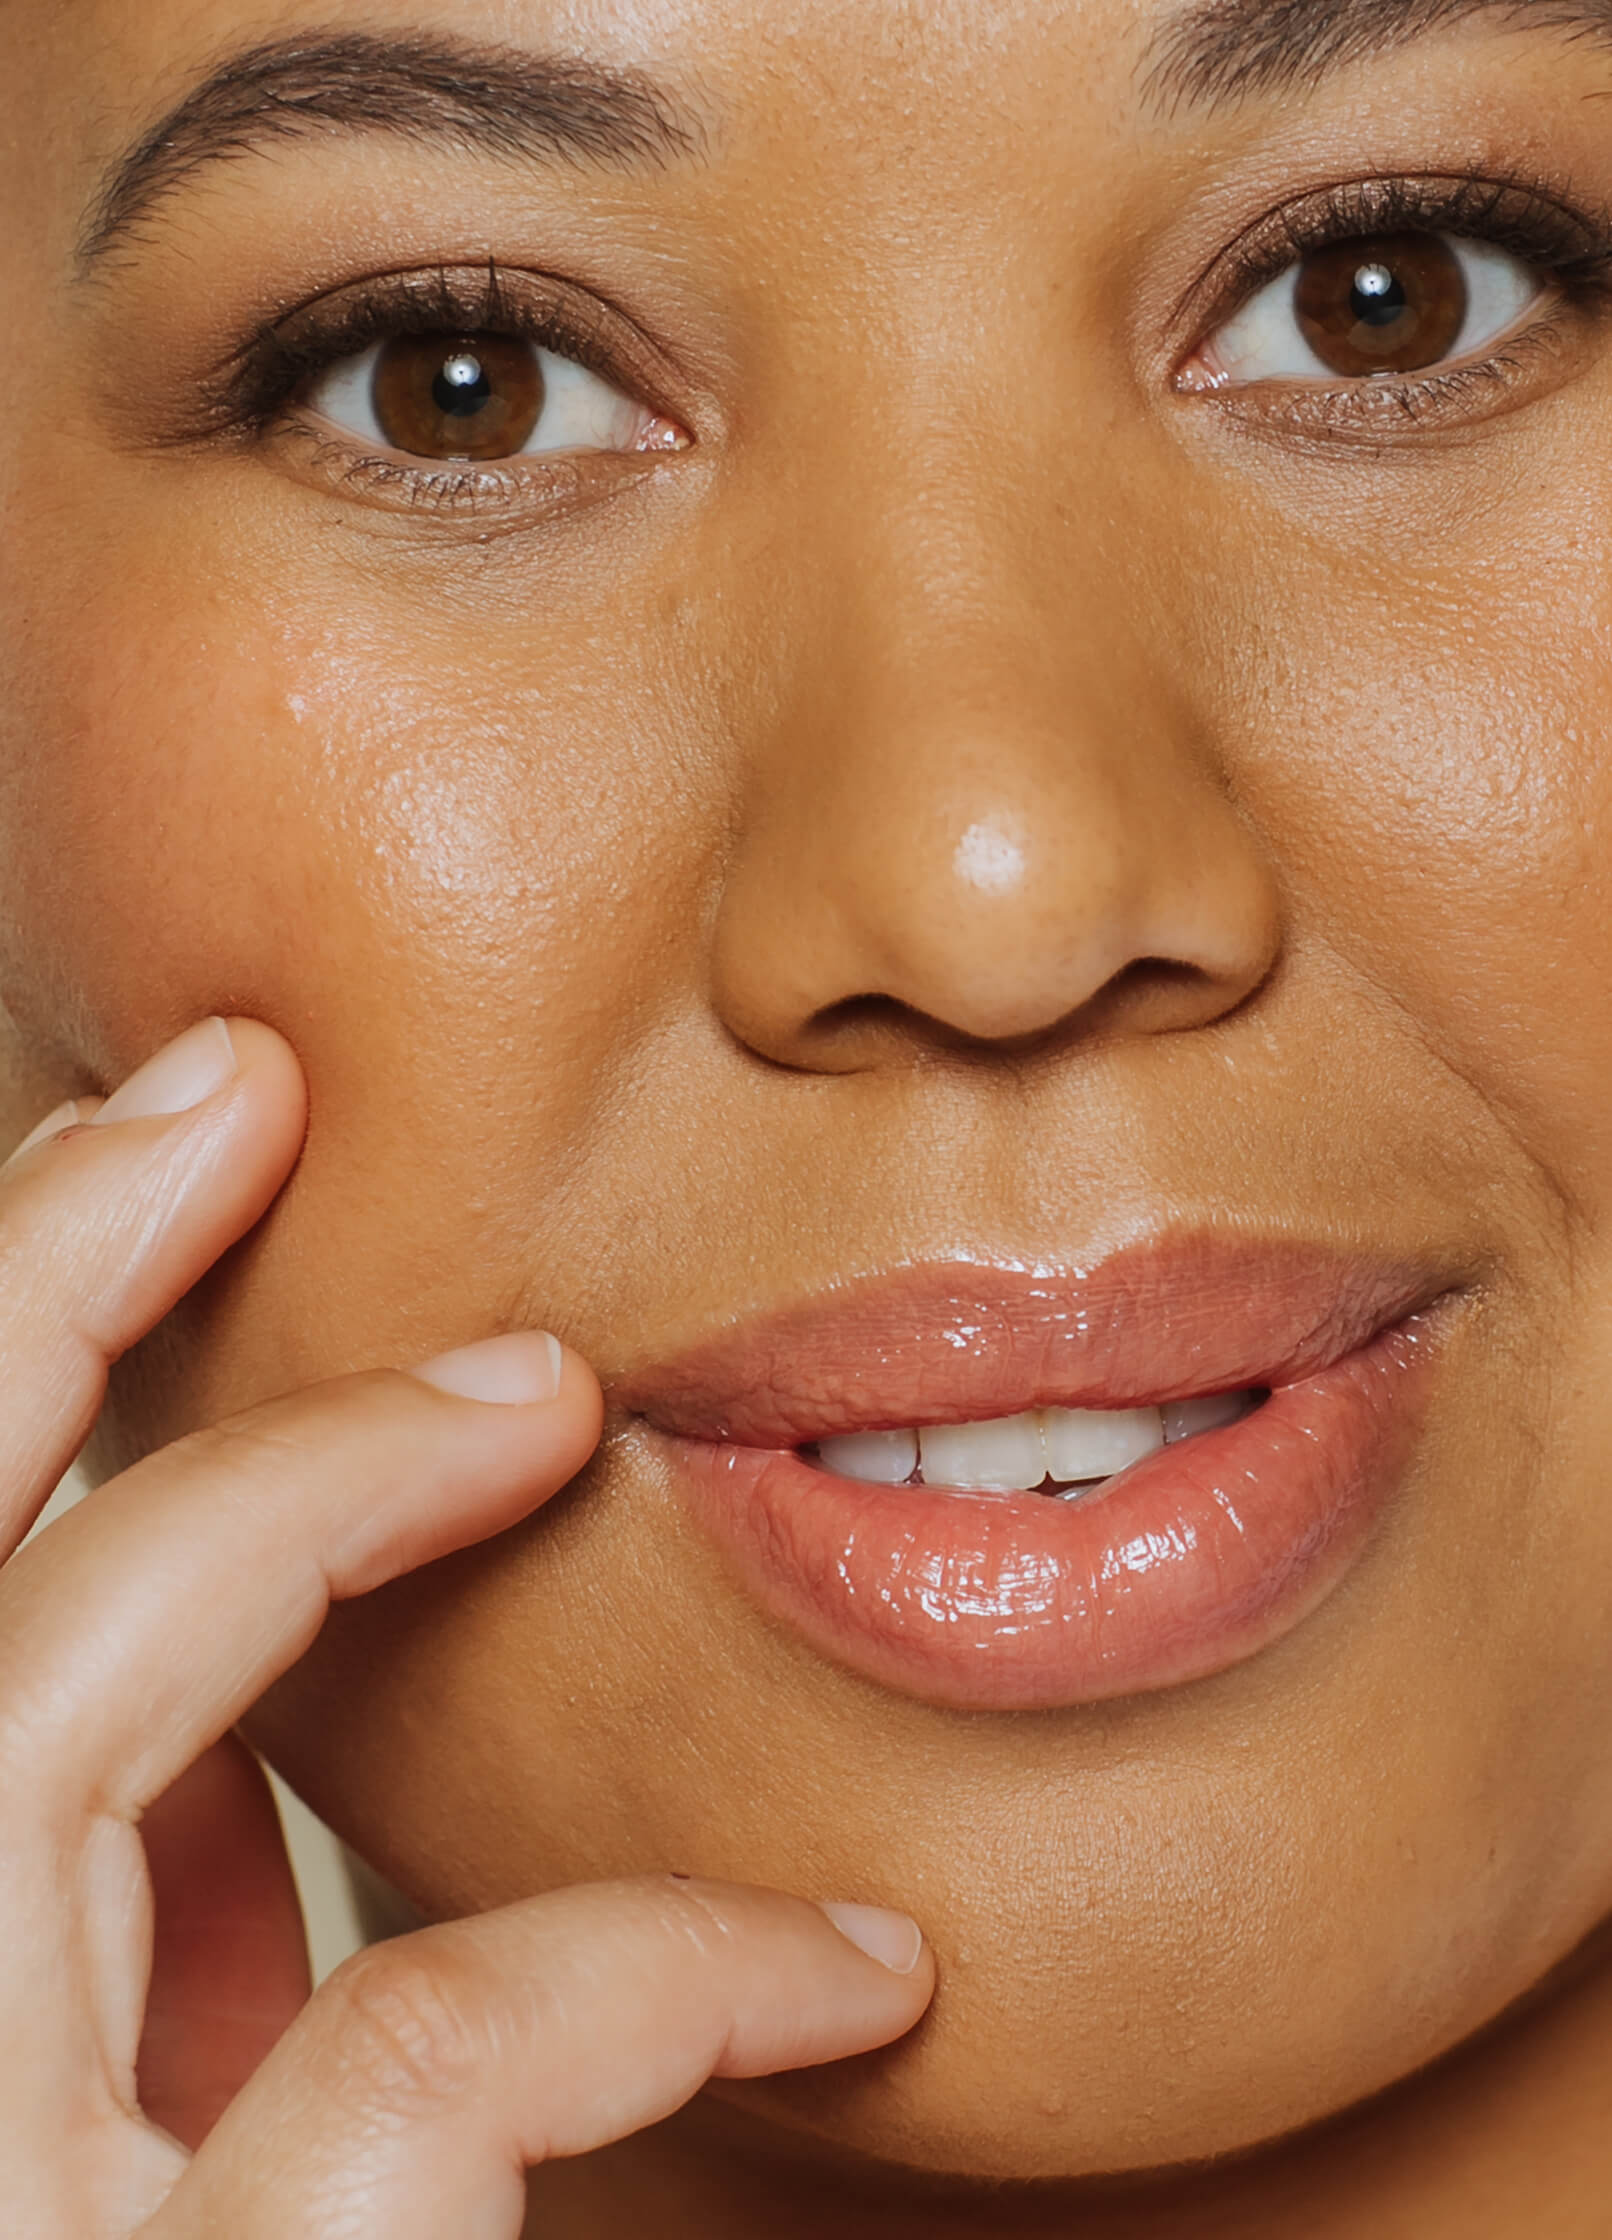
(278, 422, 644, 524)
(1200, 281, 1598, 443)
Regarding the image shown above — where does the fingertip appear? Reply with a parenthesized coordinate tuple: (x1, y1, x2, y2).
(407, 1333, 603, 1434)
(214, 1017, 309, 1123)
(412, 1331, 566, 1405)
(818, 1901, 927, 1978)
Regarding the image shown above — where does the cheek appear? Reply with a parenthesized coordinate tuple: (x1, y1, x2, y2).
(1223, 530, 1612, 1223)
(0, 522, 716, 1422)
(1, 570, 606, 1046)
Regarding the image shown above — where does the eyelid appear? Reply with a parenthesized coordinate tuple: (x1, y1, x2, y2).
(207, 258, 692, 441)
(1174, 170, 1612, 348)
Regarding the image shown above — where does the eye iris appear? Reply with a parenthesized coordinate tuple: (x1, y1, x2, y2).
(370, 333, 545, 460)
(1293, 233, 1468, 377)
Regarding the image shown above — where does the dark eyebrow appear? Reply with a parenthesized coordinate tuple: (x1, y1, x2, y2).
(79, 29, 698, 268)
(1145, 0, 1612, 111)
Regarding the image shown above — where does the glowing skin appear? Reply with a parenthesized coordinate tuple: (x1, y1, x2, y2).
(9, 0, 1612, 2233)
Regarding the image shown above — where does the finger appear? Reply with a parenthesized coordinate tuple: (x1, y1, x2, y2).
(137, 1736, 310, 2152)
(0, 1335, 602, 1832)
(0, 1337, 601, 2201)
(156, 1876, 933, 2239)
(0, 1017, 307, 1554)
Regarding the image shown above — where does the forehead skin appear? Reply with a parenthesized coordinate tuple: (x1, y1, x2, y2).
(9, 0, 1612, 2223)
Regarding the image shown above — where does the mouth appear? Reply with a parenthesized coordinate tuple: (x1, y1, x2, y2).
(617, 1241, 1462, 1713)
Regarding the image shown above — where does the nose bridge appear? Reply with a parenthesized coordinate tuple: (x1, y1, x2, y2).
(775, 418, 1166, 841)
(709, 437, 1282, 1065)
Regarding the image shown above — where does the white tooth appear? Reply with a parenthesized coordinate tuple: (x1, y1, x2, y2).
(818, 1428, 919, 1486)
(918, 1412, 1046, 1493)
(1161, 1391, 1252, 1445)
(1039, 1405, 1163, 1481)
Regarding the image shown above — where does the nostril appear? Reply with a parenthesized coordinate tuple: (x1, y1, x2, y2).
(789, 992, 950, 1072)
(709, 733, 1283, 1070)
(810, 993, 913, 1039)
(1088, 953, 1261, 1036)
(798, 957, 1252, 1067)
(1105, 955, 1214, 1007)
(802, 991, 1048, 1063)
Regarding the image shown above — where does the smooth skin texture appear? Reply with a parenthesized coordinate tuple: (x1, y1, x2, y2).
(7, 0, 1612, 2230)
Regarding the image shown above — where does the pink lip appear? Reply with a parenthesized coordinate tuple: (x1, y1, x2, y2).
(618, 1244, 1459, 1712)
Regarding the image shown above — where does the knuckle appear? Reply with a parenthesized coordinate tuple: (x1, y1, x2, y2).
(0, 1694, 55, 1799)
(319, 1938, 488, 2110)
(0, 1190, 69, 1344)
(159, 1384, 381, 1493)
(168, 1370, 421, 1480)
(629, 1873, 741, 1964)
(164, 1410, 328, 1485)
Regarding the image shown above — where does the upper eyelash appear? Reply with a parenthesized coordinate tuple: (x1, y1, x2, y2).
(195, 168, 1612, 481)
(1198, 170, 1612, 336)
(201, 260, 636, 440)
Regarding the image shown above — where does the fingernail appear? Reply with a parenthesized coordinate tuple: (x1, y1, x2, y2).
(92, 1019, 237, 1126)
(411, 1331, 565, 1405)
(4, 1098, 87, 1169)
(819, 1902, 925, 1975)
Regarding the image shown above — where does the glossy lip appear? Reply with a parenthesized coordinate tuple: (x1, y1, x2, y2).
(618, 1243, 1461, 1712)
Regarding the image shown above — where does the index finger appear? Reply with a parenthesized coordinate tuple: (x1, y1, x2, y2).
(0, 1018, 307, 1548)
(0, 1340, 603, 1832)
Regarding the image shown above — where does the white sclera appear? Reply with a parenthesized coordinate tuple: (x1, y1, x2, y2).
(309, 341, 647, 457)
(1208, 238, 1540, 385)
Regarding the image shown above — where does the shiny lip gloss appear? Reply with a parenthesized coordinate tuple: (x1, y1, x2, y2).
(618, 1243, 1461, 1712)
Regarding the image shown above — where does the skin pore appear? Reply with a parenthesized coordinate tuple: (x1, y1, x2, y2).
(8, 0, 1612, 2229)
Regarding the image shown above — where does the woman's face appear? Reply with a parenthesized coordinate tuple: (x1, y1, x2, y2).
(9, 0, 1612, 2191)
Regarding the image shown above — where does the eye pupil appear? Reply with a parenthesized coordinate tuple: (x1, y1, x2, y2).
(371, 333, 546, 460)
(1350, 263, 1404, 325)
(1294, 233, 1468, 378)
(433, 352, 494, 417)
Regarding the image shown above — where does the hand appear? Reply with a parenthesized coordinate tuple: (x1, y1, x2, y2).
(0, 1019, 934, 2238)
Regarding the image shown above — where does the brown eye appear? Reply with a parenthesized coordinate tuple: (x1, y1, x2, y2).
(368, 333, 545, 460)
(307, 324, 682, 471)
(1292, 234, 1467, 377)
(1199, 227, 1541, 394)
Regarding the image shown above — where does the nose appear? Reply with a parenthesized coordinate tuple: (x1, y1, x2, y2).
(710, 543, 1281, 1072)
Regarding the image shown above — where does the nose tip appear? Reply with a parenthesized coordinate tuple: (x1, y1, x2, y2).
(714, 764, 1280, 1071)
(953, 818, 1030, 898)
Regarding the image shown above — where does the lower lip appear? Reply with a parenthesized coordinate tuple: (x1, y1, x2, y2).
(661, 1324, 1435, 1711)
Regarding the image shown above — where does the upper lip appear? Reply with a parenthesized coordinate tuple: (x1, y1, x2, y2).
(616, 1239, 1460, 1450)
